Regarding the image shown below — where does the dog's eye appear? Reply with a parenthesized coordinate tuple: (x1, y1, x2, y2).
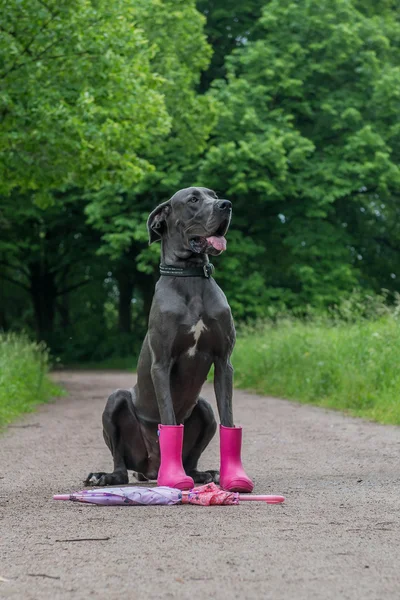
(189, 197, 198, 203)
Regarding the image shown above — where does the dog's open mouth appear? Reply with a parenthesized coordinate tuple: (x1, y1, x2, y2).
(189, 220, 229, 254)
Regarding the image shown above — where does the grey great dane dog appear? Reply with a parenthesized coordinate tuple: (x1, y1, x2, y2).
(86, 187, 237, 486)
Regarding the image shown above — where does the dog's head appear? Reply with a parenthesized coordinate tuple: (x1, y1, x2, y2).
(147, 187, 232, 256)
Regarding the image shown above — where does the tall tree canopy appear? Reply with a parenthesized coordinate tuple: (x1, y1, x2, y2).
(0, 0, 174, 204)
(2, 0, 400, 360)
(0, 0, 214, 351)
(85, 0, 214, 259)
(201, 0, 400, 307)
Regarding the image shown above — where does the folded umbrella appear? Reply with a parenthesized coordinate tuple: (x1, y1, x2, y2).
(54, 482, 285, 506)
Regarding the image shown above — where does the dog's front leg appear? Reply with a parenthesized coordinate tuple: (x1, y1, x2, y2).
(150, 361, 176, 425)
(214, 356, 234, 427)
(214, 356, 254, 492)
(148, 320, 177, 424)
(149, 340, 194, 489)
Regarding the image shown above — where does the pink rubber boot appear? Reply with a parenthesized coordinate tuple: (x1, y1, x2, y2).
(157, 424, 194, 490)
(219, 425, 254, 492)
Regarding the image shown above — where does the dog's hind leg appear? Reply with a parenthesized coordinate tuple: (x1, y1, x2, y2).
(183, 397, 218, 484)
(85, 388, 148, 486)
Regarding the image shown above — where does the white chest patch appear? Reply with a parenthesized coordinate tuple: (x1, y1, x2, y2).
(187, 319, 208, 357)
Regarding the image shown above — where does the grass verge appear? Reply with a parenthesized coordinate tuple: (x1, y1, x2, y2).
(232, 316, 400, 425)
(0, 333, 63, 428)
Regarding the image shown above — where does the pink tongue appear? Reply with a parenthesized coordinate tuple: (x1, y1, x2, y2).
(206, 236, 227, 251)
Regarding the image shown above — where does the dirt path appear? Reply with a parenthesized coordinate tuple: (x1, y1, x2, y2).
(1, 371, 399, 599)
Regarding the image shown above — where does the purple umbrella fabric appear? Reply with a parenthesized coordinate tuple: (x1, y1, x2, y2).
(54, 486, 184, 506)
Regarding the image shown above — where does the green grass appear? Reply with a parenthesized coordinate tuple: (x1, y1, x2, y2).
(0, 333, 63, 428)
(232, 315, 400, 425)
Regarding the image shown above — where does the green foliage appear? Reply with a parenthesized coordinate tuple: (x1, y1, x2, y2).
(0, 333, 62, 427)
(1, 0, 214, 360)
(201, 0, 400, 311)
(233, 307, 400, 425)
(0, 0, 169, 200)
(3, 0, 400, 366)
(213, 230, 289, 320)
(85, 0, 215, 262)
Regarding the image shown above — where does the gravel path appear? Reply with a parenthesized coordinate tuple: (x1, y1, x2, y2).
(1, 371, 399, 599)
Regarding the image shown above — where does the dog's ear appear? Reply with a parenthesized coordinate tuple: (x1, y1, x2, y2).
(147, 201, 171, 244)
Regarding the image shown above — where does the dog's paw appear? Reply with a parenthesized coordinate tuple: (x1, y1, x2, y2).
(84, 471, 129, 486)
(85, 472, 107, 486)
(189, 470, 219, 484)
(208, 470, 220, 484)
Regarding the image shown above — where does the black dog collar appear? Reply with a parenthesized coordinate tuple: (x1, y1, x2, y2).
(159, 263, 215, 278)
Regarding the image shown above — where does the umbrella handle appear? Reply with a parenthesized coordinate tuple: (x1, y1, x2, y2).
(238, 495, 285, 503)
(53, 495, 71, 501)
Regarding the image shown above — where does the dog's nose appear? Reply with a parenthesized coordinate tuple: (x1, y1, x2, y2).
(218, 200, 232, 211)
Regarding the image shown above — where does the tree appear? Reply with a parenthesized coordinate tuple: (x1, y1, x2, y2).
(0, 0, 215, 354)
(0, 0, 170, 202)
(85, 0, 216, 329)
(200, 0, 400, 311)
(0, 193, 102, 344)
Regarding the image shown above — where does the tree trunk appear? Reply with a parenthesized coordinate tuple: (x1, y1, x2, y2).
(136, 272, 156, 321)
(116, 273, 134, 334)
(142, 280, 154, 321)
(29, 264, 57, 344)
(0, 308, 7, 331)
(57, 294, 70, 329)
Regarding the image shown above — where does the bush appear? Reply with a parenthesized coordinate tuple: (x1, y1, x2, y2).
(0, 333, 62, 427)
